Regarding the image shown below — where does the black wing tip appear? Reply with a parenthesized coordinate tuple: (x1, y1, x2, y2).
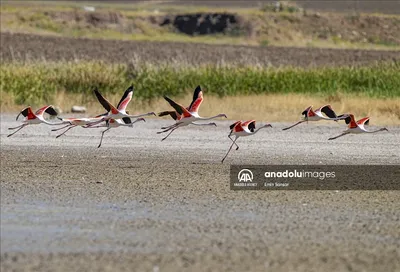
(122, 117, 132, 124)
(195, 85, 201, 91)
(158, 111, 169, 117)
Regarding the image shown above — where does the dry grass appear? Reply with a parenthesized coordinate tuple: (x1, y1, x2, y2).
(1, 1, 400, 50)
(2, 92, 399, 125)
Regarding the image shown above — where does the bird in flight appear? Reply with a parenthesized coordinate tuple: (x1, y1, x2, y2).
(221, 120, 272, 163)
(51, 116, 109, 138)
(86, 116, 146, 148)
(157, 85, 227, 141)
(328, 114, 388, 140)
(94, 85, 156, 120)
(283, 105, 348, 131)
(7, 105, 60, 137)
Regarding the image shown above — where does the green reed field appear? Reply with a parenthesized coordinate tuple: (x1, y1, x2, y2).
(1, 61, 400, 106)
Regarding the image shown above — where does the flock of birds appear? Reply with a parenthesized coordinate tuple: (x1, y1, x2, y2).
(7, 85, 389, 162)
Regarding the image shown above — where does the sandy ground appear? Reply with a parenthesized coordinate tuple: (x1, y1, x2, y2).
(1, 114, 400, 272)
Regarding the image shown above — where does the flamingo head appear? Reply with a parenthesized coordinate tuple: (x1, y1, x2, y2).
(263, 124, 272, 128)
(219, 114, 228, 118)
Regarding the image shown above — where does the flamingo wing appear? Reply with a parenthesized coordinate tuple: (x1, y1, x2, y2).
(35, 105, 57, 117)
(346, 114, 358, 129)
(301, 106, 312, 118)
(229, 121, 241, 130)
(188, 85, 203, 113)
(242, 120, 256, 132)
(122, 117, 132, 124)
(163, 96, 191, 117)
(16, 107, 35, 120)
(357, 117, 370, 126)
(319, 105, 337, 118)
(159, 111, 179, 120)
(338, 115, 352, 124)
(44, 106, 58, 116)
(356, 117, 370, 130)
(117, 85, 134, 111)
(94, 88, 117, 113)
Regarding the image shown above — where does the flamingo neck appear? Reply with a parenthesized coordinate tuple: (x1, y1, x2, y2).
(129, 112, 153, 118)
(254, 125, 270, 134)
(43, 119, 64, 125)
(367, 128, 387, 133)
(198, 114, 225, 121)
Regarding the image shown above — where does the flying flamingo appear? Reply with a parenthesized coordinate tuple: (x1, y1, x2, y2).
(221, 120, 272, 163)
(94, 85, 156, 120)
(51, 116, 109, 138)
(7, 105, 60, 137)
(282, 105, 348, 131)
(157, 85, 227, 141)
(328, 114, 388, 140)
(85, 117, 146, 148)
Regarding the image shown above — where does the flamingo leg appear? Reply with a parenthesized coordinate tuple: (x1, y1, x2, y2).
(97, 127, 111, 148)
(161, 122, 183, 130)
(282, 121, 305, 131)
(157, 125, 178, 134)
(7, 124, 27, 137)
(328, 132, 349, 141)
(52, 124, 73, 132)
(161, 124, 176, 130)
(8, 124, 25, 130)
(221, 138, 238, 163)
(161, 128, 177, 141)
(85, 119, 106, 127)
(56, 125, 77, 138)
(228, 135, 240, 150)
(84, 125, 107, 129)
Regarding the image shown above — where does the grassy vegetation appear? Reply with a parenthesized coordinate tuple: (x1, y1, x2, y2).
(1, 61, 399, 107)
(1, 1, 400, 50)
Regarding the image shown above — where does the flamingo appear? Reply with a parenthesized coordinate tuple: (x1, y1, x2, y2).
(7, 105, 60, 137)
(85, 117, 146, 148)
(94, 85, 156, 120)
(221, 120, 272, 163)
(51, 116, 108, 138)
(157, 85, 227, 141)
(282, 105, 349, 131)
(328, 114, 388, 140)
